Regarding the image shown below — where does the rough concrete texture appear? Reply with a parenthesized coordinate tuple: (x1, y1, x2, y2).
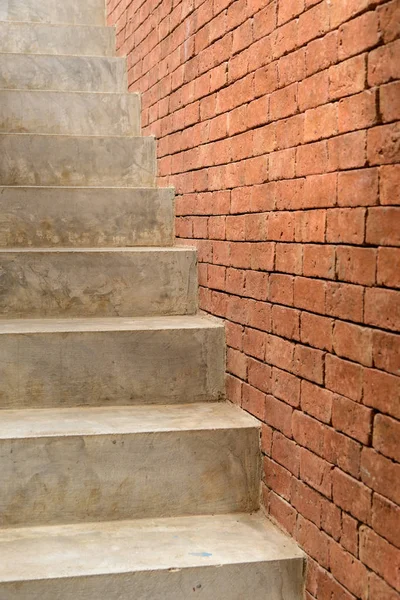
(0, 187, 175, 248)
(0, 0, 106, 25)
(0, 134, 155, 187)
(0, 54, 127, 92)
(0, 403, 260, 526)
(0, 90, 140, 136)
(0, 513, 304, 600)
(0, 21, 116, 56)
(0, 316, 225, 408)
(0, 247, 197, 317)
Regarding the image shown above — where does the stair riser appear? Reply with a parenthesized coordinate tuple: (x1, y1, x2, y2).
(0, 22, 116, 56)
(1, 428, 259, 527)
(0, 0, 106, 25)
(0, 249, 197, 318)
(0, 187, 175, 248)
(0, 561, 304, 600)
(0, 91, 140, 136)
(0, 135, 156, 187)
(0, 325, 225, 408)
(0, 55, 127, 92)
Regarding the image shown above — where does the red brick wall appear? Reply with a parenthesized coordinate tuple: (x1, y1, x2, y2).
(107, 0, 400, 597)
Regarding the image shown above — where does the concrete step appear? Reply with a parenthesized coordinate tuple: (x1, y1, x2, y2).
(0, 53, 126, 92)
(0, 247, 197, 318)
(0, 134, 156, 187)
(0, 90, 140, 136)
(0, 315, 225, 409)
(0, 513, 304, 599)
(0, 0, 106, 26)
(0, 187, 175, 248)
(0, 21, 116, 56)
(0, 402, 260, 527)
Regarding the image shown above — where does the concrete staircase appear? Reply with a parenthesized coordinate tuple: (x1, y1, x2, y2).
(0, 1, 304, 597)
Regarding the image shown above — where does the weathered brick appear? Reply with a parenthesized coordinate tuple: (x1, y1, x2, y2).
(360, 527, 400, 591)
(333, 320, 373, 366)
(333, 468, 372, 523)
(361, 447, 400, 506)
(332, 394, 373, 444)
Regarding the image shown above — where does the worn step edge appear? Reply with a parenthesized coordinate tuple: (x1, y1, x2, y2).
(0, 402, 259, 439)
(0, 512, 304, 582)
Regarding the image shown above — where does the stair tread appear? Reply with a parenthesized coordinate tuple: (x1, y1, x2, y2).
(0, 512, 303, 583)
(0, 246, 194, 253)
(0, 314, 223, 334)
(0, 402, 259, 439)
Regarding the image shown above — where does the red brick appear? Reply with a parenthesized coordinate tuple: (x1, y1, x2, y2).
(226, 321, 243, 350)
(303, 244, 335, 279)
(296, 141, 328, 176)
(295, 210, 326, 243)
(298, 1, 329, 46)
(324, 428, 361, 479)
(361, 447, 400, 506)
(368, 38, 400, 86)
(227, 347, 247, 379)
(333, 468, 372, 523)
(301, 312, 333, 352)
(271, 304, 300, 341)
(278, 49, 306, 87)
(373, 414, 400, 463)
(363, 369, 400, 419)
(269, 273, 294, 306)
(372, 330, 400, 376)
(368, 123, 400, 166)
(326, 281, 364, 322)
(271, 19, 298, 61)
(272, 431, 300, 476)
(261, 423, 273, 455)
(269, 491, 298, 536)
(269, 148, 296, 181)
(252, 2, 276, 39)
(369, 572, 400, 600)
(264, 456, 292, 501)
(271, 367, 301, 408)
(278, 0, 304, 25)
(330, 540, 369, 599)
(338, 10, 380, 60)
(381, 81, 400, 123)
(300, 447, 333, 498)
(333, 320, 373, 366)
(225, 267, 245, 295)
(365, 288, 400, 332)
(378, 247, 400, 288)
(243, 326, 266, 360)
(373, 493, 400, 550)
(242, 382, 266, 420)
(265, 334, 295, 372)
(254, 63, 278, 96)
(329, 54, 367, 100)
(294, 344, 325, 384)
(248, 357, 271, 394)
(325, 354, 363, 402)
(303, 172, 337, 208)
(321, 498, 341, 540)
(338, 168, 378, 207)
(270, 83, 298, 122)
(341, 512, 359, 557)
(248, 299, 272, 331)
(337, 246, 376, 287)
(296, 515, 330, 568)
(275, 243, 303, 274)
(245, 213, 268, 241)
(306, 31, 338, 77)
(275, 178, 304, 210)
(301, 380, 333, 424)
(328, 131, 367, 171)
(264, 394, 294, 438)
(378, 0, 400, 43)
(298, 70, 329, 111)
(291, 479, 322, 526)
(332, 394, 373, 444)
(338, 89, 378, 133)
(245, 270, 268, 300)
(294, 276, 326, 313)
(360, 527, 400, 591)
(293, 410, 325, 457)
(304, 103, 337, 142)
(250, 242, 275, 271)
(366, 207, 400, 246)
